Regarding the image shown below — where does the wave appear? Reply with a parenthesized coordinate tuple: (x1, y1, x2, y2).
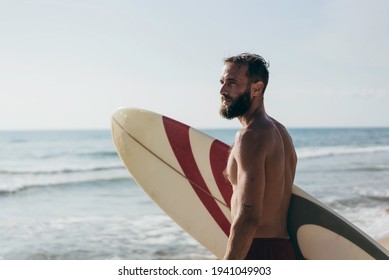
(0, 164, 125, 175)
(346, 165, 389, 172)
(363, 195, 389, 203)
(297, 145, 389, 159)
(32, 150, 119, 159)
(0, 176, 134, 195)
(327, 194, 389, 210)
(78, 151, 119, 158)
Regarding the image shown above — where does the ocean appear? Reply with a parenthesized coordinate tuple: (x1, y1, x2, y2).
(0, 128, 388, 260)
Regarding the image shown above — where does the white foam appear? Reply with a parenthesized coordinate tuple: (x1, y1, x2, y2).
(297, 145, 389, 159)
(0, 168, 131, 193)
(338, 205, 389, 239)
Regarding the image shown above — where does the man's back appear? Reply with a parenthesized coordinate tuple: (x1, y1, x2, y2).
(264, 118, 297, 238)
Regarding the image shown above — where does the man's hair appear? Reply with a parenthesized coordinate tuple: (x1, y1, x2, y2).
(224, 53, 270, 94)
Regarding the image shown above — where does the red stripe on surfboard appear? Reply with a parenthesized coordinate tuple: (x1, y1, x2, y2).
(209, 140, 233, 209)
(162, 116, 231, 236)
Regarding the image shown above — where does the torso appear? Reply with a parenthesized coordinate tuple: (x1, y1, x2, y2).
(225, 117, 297, 238)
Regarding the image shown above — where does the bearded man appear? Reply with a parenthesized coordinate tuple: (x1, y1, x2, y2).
(219, 53, 297, 260)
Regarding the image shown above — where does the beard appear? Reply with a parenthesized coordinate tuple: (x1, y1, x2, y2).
(219, 89, 251, 120)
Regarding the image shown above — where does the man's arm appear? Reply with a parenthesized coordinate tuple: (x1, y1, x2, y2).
(223, 130, 267, 260)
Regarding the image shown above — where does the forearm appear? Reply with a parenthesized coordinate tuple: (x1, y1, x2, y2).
(223, 216, 258, 260)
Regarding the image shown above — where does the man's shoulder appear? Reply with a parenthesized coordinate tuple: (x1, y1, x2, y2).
(270, 117, 287, 132)
(270, 117, 294, 143)
(236, 124, 274, 148)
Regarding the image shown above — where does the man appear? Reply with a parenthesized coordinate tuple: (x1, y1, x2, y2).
(219, 53, 297, 260)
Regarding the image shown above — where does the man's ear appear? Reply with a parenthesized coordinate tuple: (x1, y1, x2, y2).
(251, 81, 264, 97)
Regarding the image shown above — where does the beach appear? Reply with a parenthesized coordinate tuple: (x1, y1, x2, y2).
(0, 128, 388, 259)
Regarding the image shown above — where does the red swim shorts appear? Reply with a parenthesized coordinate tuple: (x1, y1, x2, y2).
(245, 238, 296, 260)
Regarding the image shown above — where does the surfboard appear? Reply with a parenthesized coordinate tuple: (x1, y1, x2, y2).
(111, 107, 389, 260)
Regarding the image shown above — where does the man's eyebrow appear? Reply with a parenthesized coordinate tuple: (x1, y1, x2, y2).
(225, 77, 238, 82)
(220, 76, 238, 84)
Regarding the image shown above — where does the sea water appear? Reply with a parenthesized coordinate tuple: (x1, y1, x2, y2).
(0, 128, 388, 259)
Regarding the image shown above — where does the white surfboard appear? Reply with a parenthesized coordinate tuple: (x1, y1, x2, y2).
(111, 107, 389, 260)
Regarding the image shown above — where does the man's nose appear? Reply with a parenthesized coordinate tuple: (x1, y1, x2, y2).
(220, 84, 227, 96)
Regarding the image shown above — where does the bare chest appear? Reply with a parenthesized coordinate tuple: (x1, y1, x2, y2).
(225, 147, 237, 186)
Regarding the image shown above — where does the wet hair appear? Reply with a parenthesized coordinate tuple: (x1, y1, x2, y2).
(224, 53, 270, 94)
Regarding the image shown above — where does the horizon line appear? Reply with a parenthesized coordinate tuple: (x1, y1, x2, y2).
(1, 126, 389, 132)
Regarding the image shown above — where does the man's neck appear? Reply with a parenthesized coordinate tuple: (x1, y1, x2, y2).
(238, 101, 267, 128)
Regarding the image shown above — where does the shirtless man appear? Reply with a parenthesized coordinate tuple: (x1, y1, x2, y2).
(219, 53, 297, 260)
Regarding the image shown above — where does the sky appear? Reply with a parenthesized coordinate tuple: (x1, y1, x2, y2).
(1, 0, 388, 130)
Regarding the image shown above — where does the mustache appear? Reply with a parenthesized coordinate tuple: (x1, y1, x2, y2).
(221, 96, 232, 102)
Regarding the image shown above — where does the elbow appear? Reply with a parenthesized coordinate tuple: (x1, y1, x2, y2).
(245, 216, 260, 228)
(234, 215, 260, 230)
(233, 204, 261, 229)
